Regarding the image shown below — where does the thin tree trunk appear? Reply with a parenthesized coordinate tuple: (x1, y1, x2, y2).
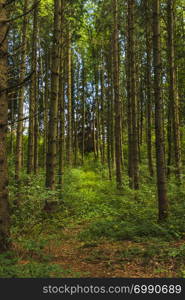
(58, 57, 65, 186)
(126, 33, 133, 183)
(128, 0, 139, 189)
(58, 1, 65, 186)
(167, 104, 172, 177)
(43, 51, 50, 170)
(81, 60, 85, 164)
(145, 0, 154, 177)
(67, 31, 72, 166)
(100, 63, 105, 165)
(106, 68, 112, 180)
(153, 0, 168, 221)
(167, 0, 181, 181)
(27, 0, 38, 174)
(113, 0, 122, 188)
(46, 0, 61, 189)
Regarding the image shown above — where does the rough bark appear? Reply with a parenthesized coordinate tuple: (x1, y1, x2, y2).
(67, 31, 72, 166)
(145, 0, 154, 177)
(153, 0, 168, 221)
(46, 0, 61, 189)
(27, 0, 38, 174)
(113, 0, 122, 188)
(127, 0, 139, 189)
(167, 0, 182, 181)
(0, 0, 10, 252)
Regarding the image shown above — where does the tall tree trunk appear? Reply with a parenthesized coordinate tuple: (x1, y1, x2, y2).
(58, 1, 65, 186)
(81, 60, 85, 164)
(67, 31, 72, 166)
(106, 66, 112, 180)
(46, 0, 61, 189)
(100, 62, 105, 165)
(145, 0, 154, 177)
(58, 57, 65, 186)
(167, 103, 172, 177)
(167, 0, 181, 181)
(113, 0, 122, 188)
(43, 51, 50, 170)
(127, 0, 139, 189)
(153, 0, 168, 221)
(73, 67, 79, 167)
(15, 0, 28, 180)
(33, 4, 40, 175)
(126, 32, 133, 183)
(94, 66, 100, 160)
(27, 0, 38, 174)
(0, 0, 10, 252)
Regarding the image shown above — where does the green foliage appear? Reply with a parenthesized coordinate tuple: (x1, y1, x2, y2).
(61, 165, 185, 242)
(0, 251, 73, 278)
(5, 156, 185, 278)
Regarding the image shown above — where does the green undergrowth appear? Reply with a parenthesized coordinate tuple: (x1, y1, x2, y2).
(63, 167, 185, 242)
(3, 157, 185, 277)
(0, 251, 83, 278)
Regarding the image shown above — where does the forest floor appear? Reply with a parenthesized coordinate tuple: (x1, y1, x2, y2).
(43, 222, 184, 278)
(2, 163, 185, 277)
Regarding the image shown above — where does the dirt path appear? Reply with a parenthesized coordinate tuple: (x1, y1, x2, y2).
(45, 224, 178, 278)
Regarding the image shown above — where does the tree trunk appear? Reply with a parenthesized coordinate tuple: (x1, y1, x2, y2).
(58, 1, 65, 186)
(46, 0, 61, 189)
(167, 0, 182, 181)
(81, 60, 85, 165)
(27, 0, 38, 174)
(43, 51, 50, 170)
(113, 0, 122, 188)
(67, 31, 72, 166)
(127, 0, 139, 189)
(0, 0, 10, 252)
(145, 0, 154, 177)
(100, 62, 105, 165)
(153, 0, 168, 221)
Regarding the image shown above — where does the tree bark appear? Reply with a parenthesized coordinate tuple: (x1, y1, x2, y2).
(153, 0, 168, 221)
(67, 31, 72, 166)
(167, 0, 182, 181)
(113, 0, 122, 188)
(46, 0, 61, 189)
(0, 0, 10, 252)
(127, 0, 139, 189)
(145, 0, 154, 177)
(27, 0, 38, 174)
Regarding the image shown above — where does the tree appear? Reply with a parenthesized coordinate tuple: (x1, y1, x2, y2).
(0, 0, 10, 252)
(127, 0, 139, 189)
(46, 0, 61, 189)
(153, 0, 169, 221)
(145, 0, 154, 178)
(27, 0, 39, 174)
(167, 0, 182, 181)
(67, 30, 73, 166)
(15, 0, 28, 181)
(113, 0, 122, 188)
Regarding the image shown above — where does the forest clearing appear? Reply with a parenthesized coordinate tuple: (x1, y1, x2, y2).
(0, 0, 185, 279)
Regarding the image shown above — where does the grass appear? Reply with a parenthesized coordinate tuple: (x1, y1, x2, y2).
(2, 157, 185, 277)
